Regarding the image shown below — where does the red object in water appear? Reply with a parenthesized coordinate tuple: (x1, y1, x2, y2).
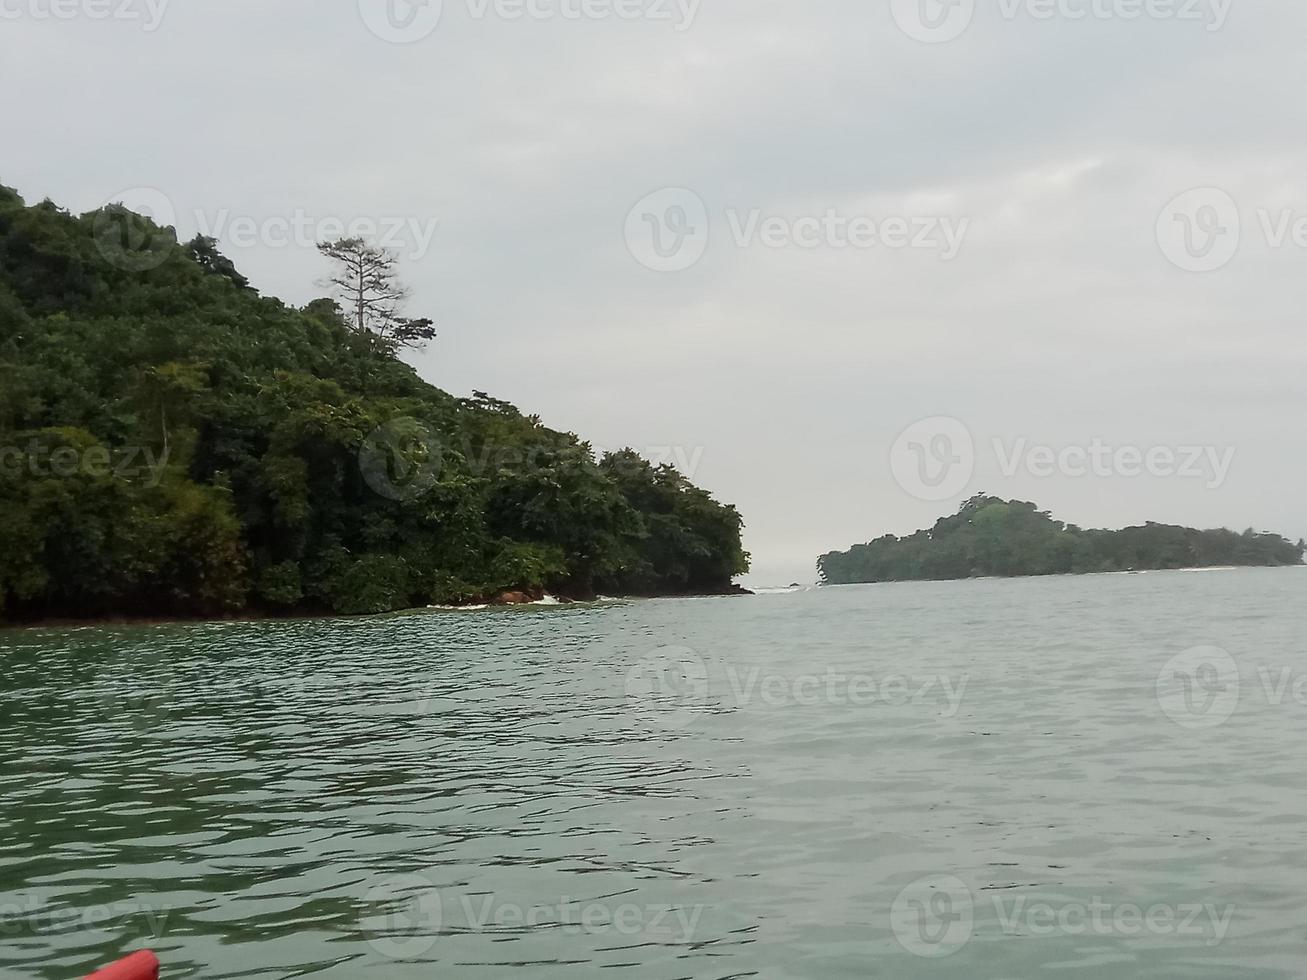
(84, 951, 160, 980)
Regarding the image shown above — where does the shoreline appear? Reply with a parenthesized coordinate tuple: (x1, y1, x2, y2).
(0, 586, 755, 632)
(816, 562, 1306, 588)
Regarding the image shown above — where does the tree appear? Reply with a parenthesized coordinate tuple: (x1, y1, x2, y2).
(186, 235, 249, 288)
(817, 496, 1305, 585)
(0, 186, 750, 622)
(316, 237, 436, 351)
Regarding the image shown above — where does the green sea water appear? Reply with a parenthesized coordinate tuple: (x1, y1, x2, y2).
(2, 567, 1305, 979)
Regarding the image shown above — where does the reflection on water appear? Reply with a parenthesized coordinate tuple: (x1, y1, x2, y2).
(2, 568, 1306, 978)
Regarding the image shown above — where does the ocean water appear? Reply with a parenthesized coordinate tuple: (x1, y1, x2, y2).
(2, 567, 1305, 979)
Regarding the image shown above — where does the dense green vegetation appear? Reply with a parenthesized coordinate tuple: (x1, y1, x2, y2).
(0, 186, 748, 622)
(818, 495, 1304, 584)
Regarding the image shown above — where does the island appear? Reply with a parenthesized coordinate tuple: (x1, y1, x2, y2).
(818, 495, 1304, 584)
(0, 186, 749, 624)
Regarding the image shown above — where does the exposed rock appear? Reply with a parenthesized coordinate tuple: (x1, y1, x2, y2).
(489, 587, 546, 606)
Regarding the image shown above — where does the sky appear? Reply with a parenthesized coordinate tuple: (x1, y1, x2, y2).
(4, 0, 1305, 586)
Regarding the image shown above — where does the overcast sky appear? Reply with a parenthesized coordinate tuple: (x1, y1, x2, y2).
(5, 0, 1305, 584)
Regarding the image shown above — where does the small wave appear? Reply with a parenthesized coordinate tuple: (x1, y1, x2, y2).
(430, 594, 631, 611)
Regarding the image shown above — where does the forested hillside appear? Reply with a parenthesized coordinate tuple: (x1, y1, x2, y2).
(0, 186, 748, 622)
(818, 496, 1303, 584)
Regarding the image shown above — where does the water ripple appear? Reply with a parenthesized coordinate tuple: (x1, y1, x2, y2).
(2, 569, 1305, 978)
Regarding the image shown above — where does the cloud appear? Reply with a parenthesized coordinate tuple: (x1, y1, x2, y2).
(4, 0, 1305, 582)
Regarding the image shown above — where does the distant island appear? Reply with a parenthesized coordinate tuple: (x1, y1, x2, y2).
(0, 185, 749, 624)
(818, 495, 1305, 585)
